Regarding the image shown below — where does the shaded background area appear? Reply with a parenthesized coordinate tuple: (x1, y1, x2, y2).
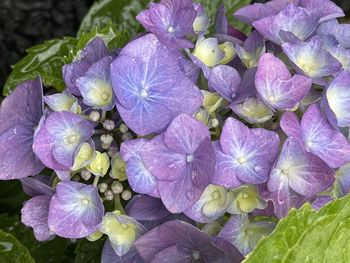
(0, 0, 349, 90)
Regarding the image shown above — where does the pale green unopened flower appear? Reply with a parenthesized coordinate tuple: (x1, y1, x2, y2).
(71, 142, 94, 171)
(87, 151, 110, 177)
(110, 153, 127, 181)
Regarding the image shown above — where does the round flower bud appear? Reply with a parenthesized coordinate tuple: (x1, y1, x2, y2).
(101, 142, 112, 150)
(119, 123, 129, 134)
(89, 111, 100, 122)
(87, 151, 110, 177)
(86, 231, 103, 242)
(193, 37, 225, 67)
(108, 146, 118, 158)
(80, 169, 92, 181)
(100, 134, 114, 145)
(218, 41, 236, 65)
(110, 153, 127, 181)
(105, 190, 114, 201)
(72, 142, 94, 171)
(103, 119, 115, 131)
(111, 181, 124, 194)
(121, 190, 132, 201)
(98, 182, 108, 193)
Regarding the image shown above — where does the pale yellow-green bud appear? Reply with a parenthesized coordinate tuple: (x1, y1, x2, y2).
(202, 90, 223, 114)
(110, 153, 127, 181)
(218, 41, 236, 65)
(195, 109, 210, 125)
(72, 142, 94, 171)
(86, 231, 103, 242)
(87, 151, 110, 177)
(193, 37, 225, 67)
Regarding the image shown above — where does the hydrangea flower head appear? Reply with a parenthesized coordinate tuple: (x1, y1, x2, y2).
(0, 77, 44, 180)
(111, 33, 203, 135)
(141, 114, 215, 213)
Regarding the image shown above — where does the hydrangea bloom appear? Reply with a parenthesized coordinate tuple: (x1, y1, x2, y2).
(111, 33, 202, 135)
(141, 114, 215, 212)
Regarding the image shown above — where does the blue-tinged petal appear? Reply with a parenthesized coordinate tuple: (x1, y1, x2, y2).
(100, 213, 146, 257)
(255, 53, 312, 110)
(20, 175, 54, 197)
(79, 37, 110, 64)
(77, 56, 115, 110)
(334, 163, 350, 197)
(120, 139, 157, 195)
(193, 3, 210, 34)
(21, 195, 54, 241)
(48, 181, 104, 238)
(111, 34, 202, 136)
(236, 30, 265, 68)
(280, 111, 304, 147)
(231, 68, 257, 105)
(101, 240, 144, 263)
(269, 138, 335, 198)
(299, 0, 344, 22)
(301, 104, 350, 168)
(253, 4, 318, 45)
(282, 36, 342, 79)
(317, 19, 350, 49)
(179, 58, 200, 83)
(44, 89, 80, 113)
(219, 215, 276, 256)
(231, 98, 274, 124)
(208, 65, 241, 101)
(63, 61, 90, 96)
(312, 195, 333, 210)
(325, 70, 350, 127)
(0, 78, 44, 180)
(322, 35, 350, 71)
(234, 3, 276, 24)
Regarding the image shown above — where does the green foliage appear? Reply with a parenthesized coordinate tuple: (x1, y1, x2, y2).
(78, 0, 150, 36)
(0, 230, 34, 263)
(197, 0, 252, 34)
(3, 37, 78, 96)
(74, 238, 106, 263)
(245, 194, 350, 263)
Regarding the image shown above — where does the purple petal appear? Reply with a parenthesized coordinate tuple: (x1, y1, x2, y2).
(280, 111, 304, 147)
(317, 19, 350, 49)
(256, 53, 312, 110)
(269, 138, 335, 198)
(312, 195, 333, 210)
(44, 89, 79, 113)
(234, 3, 276, 24)
(325, 70, 350, 127)
(299, 0, 344, 22)
(301, 104, 350, 168)
(179, 58, 200, 83)
(0, 77, 44, 180)
(21, 195, 54, 241)
(208, 65, 241, 101)
(80, 37, 110, 64)
(282, 36, 342, 79)
(164, 114, 210, 154)
(152, 245, 186, 263)
(48, 181, 104, 238)
(20, 176, 54, 197)
(125, 195, 169, 221)
(101, 241, 144, 263)
(77, 56, 115, 110)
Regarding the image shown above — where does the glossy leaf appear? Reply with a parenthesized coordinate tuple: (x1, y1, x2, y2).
(245, 194, 350, 263)
(0, 230, 34, 263)
(3, 37, 78, 96)
(74, 238, 106, 263)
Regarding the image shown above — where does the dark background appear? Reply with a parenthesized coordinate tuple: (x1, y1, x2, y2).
(0, 0, 349, 91)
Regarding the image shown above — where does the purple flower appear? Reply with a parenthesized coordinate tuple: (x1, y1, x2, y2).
(20, 176, 55, 241)
(282, 36, 342, 79)
(212, 117, 280, 187)
(33, 111, 94, 171)
(253, 4, 318, 45)
(48, 181, 104, 238)
(0, 77, 44, 180)
(321, 35, 350, 72)
(234, 3, 276, 25)
(255, 53, 312, 110)
(63, 37, 110, 96)
(136, 0, 196, 49)
(298, 0, 344, 23)
(268, 138, 335, 217)
(44, 89, 81, 114)
(323, 70, 350, 127)
(76, 56, 115, 110)
(135, 220, 244, 262)
(141, 114, 215, 213)
(208, 65, 241, 102)
(219, 214, 276, 256)
(120, 139, 158, 197)
(101, 240, 144, 263)
(111, 33, 202, 136)
(280, 104, 350, 168)
(317, 19, 350, 49)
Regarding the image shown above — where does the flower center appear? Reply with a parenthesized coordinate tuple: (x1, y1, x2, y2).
(81, 198, 90, 206)
(192, 250, 200, 260)
(186, 154, 194, 163)
(242, 192, 249, 199)
(237, 157, 246, 164)
(64, 133, 78, 145)
(140, 89, 148, 99)
(167, 26, 175, 33)
(101, 91, 110, 102)
(211, 191, 220, 200)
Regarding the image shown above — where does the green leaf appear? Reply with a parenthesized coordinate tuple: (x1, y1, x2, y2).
(0, 230, 34, 263)
(78, 0, 150, 37)
(3, 37, 78, 96)
(197, 0, 252, 35)
(0, 214, 71, 263)
(74, 238, 106, 263)
(245, 194, 350, 263)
